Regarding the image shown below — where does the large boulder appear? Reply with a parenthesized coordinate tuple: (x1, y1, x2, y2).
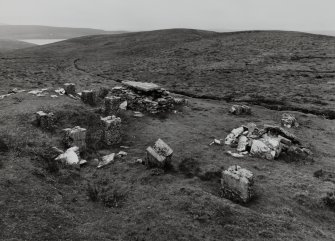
(146, 139, 173, 169)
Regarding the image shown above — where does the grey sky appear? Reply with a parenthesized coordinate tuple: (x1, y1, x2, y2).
(0, 0, 334, 31)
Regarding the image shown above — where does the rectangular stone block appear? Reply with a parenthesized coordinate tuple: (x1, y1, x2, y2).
(36, 111, 55, 130)
(104, 96, 123, 115)
(145, 139, 173, 168)
(100, 116, 122, 145)
(63, 126, 87, 150)
(221, 165, 254, 203)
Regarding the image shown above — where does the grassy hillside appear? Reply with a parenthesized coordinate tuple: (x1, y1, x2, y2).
(0, 39, 36, 52)
(0, 25, 126, 39)
(0, 29, 334, 240)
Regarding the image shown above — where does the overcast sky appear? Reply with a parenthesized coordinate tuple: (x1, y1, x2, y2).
(0, 0, 334, 31)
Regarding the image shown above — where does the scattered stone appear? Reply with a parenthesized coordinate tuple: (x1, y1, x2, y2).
(79, 159, 87, 166)
(28, 88, 48, 95)
(230, 105, 251, 115)
(120, 146, 130, 149)
(50, 95, 58, 98)
(281, 113, 299, 128)
(210, 139, 223, 146)
(51, 147, 64, 155)
(36, 111, 55, 130)
(63, 126, 87, 150)
(8, 88, 26, 94)
(146, 139, 173, 168)
(0, 94, 13, 99)
(104, 96, 123, 115)
(55, 146, 80, 165)
(135, 158, 143, 164)
(226, 151, 245, 158)
(81, 90, 98, 106)
(97, 153, 115, 168)
(63, 83, 76, 95)
(55, 88, 65, 95)
(134, 111, 144, 118)
(119, 100, 127, 110)
(117, 151, 128, 157)
(237, 135, 249, 152)
(100, 116, 122, 145)
(221, 165, 254, 203)
(250, 139, 276, 160)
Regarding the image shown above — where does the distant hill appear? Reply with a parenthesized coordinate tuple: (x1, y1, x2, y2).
(0, 25, 126, 39)
(0, 39, 36, 52)
(308, 30, 335, 37)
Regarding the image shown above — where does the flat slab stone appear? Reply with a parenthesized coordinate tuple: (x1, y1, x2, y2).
(122, 80, 160, 92)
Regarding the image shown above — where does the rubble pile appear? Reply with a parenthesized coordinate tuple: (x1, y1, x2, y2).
(100, 116, 122, 145)
(63, 126, 87, 150)
(221, 165, 254, 203)
(107, 81, 186, 114)
(146, 138, 173, 168)
(225, 123, 311, 160)
(281, 113, 299, 128)
(230, 105, 251, 115)
(104, 96, 123, 115)
(35, 111, 55, 130)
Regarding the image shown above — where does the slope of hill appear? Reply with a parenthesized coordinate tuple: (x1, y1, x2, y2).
(0, 25, 126, 39)
(0, 39, 36, 52)
(0, 29, 334, 241)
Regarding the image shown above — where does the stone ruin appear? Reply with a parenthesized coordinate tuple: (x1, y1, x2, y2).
(100, 116, 122, 145)
(225, 122, 311, 160)
(230, 105, 251, 115)
(107, 81, 186, 114)
(35, 111, 55, 130)
(146, 139, 173, 168)
(221, 165, 254, 203)
(63, 126, 87, 150)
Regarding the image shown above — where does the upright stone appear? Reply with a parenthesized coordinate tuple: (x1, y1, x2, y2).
(36, 111, 55, 130)
(81, 90, 98, 106)
(104, 96, 123, 115)
(221, 165, 254, 203)
(100, 116, 122, 145)
(146, 139, 173, 168)
(63, 83, 76, 95)
(63, 126, 87, 150)
(230, 105, 251, 115)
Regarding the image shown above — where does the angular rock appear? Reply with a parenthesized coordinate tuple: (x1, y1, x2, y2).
(55, 146, 80, 165)
(281, 113, 299, 128)
(63, 126, 87, 150)
(104, 96, 123, 115)
(100, 116, 122, 145)
(237, 135, 249, 152)
(230, 105, 251, 115)
(250, 139, 275, 160)
(97, 153, 115, 168)
(63, 83, 76, 95)
(81, 90, 98, 106)
(221, 165, 254, 203)
(36, 111, 55, 130)
(146, 139, 173, 168)
(225, 126, 245, 145)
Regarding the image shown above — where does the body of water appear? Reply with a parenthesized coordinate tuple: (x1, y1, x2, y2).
(21, 39, 66, 45)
